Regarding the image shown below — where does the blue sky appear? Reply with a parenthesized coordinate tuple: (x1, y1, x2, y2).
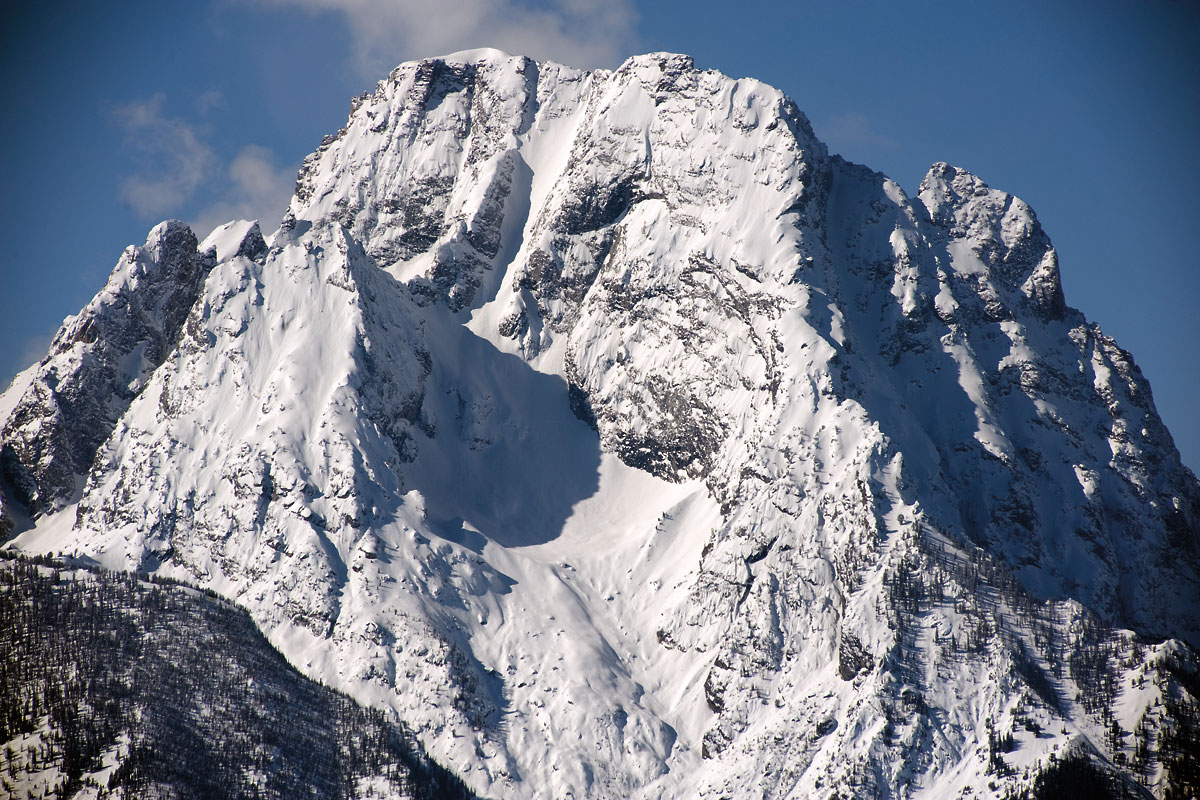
(2, 0, 1197, 470)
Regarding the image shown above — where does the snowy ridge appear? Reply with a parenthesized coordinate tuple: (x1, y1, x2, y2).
(3, 50, 1198, 799)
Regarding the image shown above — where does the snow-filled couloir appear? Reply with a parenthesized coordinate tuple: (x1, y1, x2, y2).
(2, 49, 1198, 799)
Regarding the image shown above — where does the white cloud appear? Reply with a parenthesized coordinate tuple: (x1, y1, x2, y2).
(112, 94, 217, 218)
(245, 0, 638, 77)
(190, 145, 297, 239)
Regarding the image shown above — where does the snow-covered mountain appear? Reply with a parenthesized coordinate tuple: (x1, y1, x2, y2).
(3, 49, 1198, 799)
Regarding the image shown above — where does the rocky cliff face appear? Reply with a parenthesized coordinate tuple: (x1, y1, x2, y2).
(3, 50, 1197, 800)
(1, 221, 222, 533)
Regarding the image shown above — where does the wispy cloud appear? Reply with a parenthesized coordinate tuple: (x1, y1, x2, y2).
(194, 89, 225, 114)
(190, 145, 297, 238)
(111, 93, 296, 239)
(15, 331, 54, 373)
(244, 0, 638, 77)
(112, 94, 217, 218)
(819, 111, 898, 152)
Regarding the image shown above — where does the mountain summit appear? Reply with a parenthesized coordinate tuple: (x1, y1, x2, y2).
(3, 50, 1197, 799)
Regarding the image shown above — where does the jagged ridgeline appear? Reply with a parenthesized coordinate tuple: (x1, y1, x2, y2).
(1, 49, 1199, 800)
(0, 553, 474, 800)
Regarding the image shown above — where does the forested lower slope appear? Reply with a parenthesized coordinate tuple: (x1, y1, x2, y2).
(0, 552, 474, 800)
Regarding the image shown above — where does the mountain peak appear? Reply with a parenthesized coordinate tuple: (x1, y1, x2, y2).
(439, 46, 519, 65)
(918, 160, 1066, 319)
(617, 50, 696, 74)
(3, 49, 1197, 800)
(200, 218, 267, 263)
